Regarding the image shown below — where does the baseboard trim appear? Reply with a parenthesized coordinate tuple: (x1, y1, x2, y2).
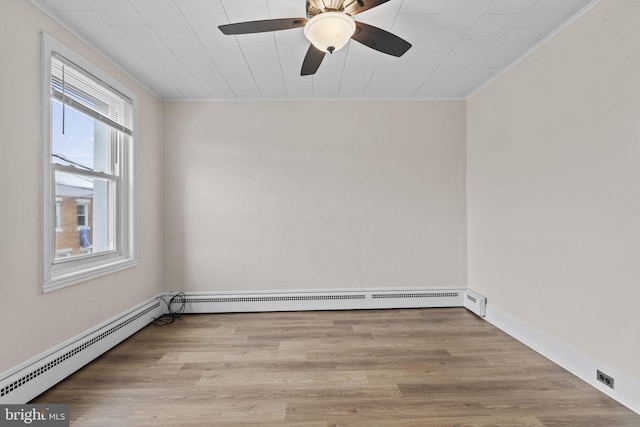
(484, 305, 640, 415)
(178, 288, 466, 313)
(0, 287, 466, 404)
(14, 287, 634, 415)
(0, 296, 163, 404)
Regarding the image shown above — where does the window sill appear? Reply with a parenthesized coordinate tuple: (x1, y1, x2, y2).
(43, 257, 138, 293)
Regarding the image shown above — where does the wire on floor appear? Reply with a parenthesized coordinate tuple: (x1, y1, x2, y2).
(153, 292, 186, 325)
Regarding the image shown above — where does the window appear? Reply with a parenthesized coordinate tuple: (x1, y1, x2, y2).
(55, 198, 62, 231)
(77, 201, 88, 228)
(42, 34, 137, 292)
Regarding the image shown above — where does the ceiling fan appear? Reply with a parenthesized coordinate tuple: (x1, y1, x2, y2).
(219, 0, 411, 76)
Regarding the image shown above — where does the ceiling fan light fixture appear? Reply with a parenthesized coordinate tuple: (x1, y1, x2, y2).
(304, 12, 356, 53)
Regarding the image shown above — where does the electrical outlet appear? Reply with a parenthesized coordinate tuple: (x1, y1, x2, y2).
(597, 370, 614, 389)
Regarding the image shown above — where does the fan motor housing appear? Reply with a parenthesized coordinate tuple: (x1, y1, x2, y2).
(307, 0, 350, 18)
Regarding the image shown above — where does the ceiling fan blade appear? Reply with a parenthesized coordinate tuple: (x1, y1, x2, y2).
(301, 44, 326, 76)
(219, 18, 307, 35)
(351, 22, 411, 57)
(344, 0, 392, 16)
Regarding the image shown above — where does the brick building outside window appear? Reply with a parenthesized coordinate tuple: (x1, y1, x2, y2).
(54, 183, 94, 258)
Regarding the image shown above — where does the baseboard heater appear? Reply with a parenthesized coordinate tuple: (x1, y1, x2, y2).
(0, 298, 162, 404)
(179, 289, 465, 313)
(464, 289, 487, 317)
(0, 288, 482, 404)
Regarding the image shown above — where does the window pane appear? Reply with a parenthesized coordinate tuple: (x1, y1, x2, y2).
(51, 100, 112, 174)
(55, 171, 115, 260)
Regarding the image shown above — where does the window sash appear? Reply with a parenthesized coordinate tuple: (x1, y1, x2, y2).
(53, 168, 119, 263)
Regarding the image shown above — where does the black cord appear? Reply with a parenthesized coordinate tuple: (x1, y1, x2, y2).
(153, 292, 186, 326)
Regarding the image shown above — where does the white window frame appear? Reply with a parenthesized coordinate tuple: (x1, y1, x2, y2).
(42, 33, 138, 293)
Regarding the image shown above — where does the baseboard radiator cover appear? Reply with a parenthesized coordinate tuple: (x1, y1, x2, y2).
(0, 288, 468, 403)
(179, 289, 466, 313)
(0, 297, 163, 404)
(463, 289, 487, 317)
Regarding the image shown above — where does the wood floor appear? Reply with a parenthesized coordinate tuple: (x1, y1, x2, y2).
(33, 308, 639, 426)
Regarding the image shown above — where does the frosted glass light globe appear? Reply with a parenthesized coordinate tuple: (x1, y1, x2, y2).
(304, 12, 356, 53)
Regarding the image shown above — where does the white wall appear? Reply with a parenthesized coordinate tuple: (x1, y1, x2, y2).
(0, 0, 163, 372)
(468, 0, 640, 381)
(163, 101, 467, 292)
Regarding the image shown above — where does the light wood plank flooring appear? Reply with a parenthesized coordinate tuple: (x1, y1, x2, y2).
(33, 308, 640, 426)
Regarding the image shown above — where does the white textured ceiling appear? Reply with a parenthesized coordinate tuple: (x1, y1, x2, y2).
(31, 0, 597, 100)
